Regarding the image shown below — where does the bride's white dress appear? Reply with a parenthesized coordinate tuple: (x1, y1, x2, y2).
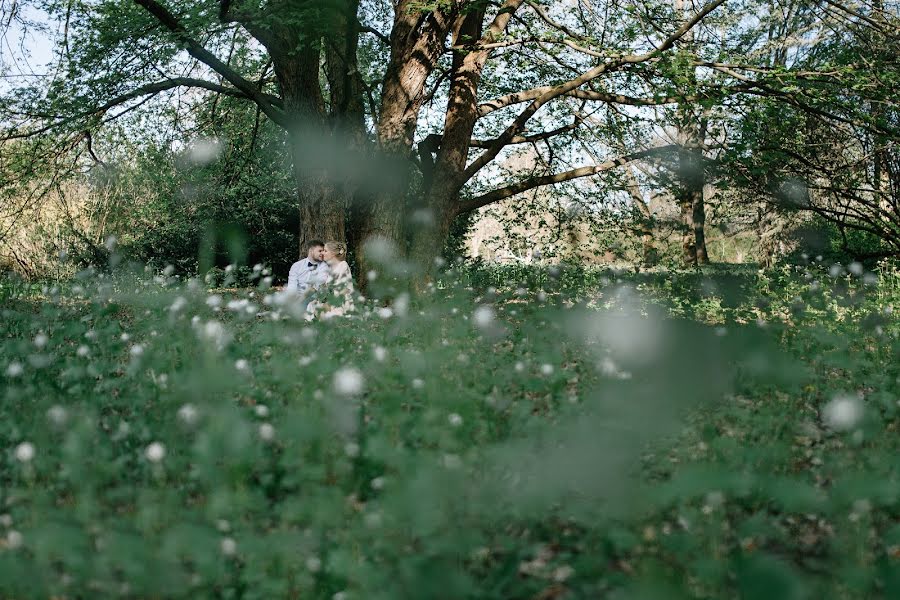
(305, 260, 355, 319)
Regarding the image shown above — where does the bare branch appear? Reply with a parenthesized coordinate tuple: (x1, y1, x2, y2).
(457, 144, 680, 215)
(134, 0, 288, 127)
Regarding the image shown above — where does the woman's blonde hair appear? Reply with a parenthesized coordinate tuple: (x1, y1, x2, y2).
(325, 241, 347, 260)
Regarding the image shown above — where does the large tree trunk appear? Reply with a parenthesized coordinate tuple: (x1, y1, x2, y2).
(676, 123, 706, 266)
(355, 2, 456, 284)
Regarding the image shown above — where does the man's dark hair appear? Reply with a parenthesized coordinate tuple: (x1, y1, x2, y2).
(306, 239, 325, 250)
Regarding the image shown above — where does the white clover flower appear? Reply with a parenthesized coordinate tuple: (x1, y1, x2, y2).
(828, 263, 843, 277)
(120, 332, 130, 342)
(234, 359, 250, 373)
(334, 367, 364, 396)
(448, 413, 463, 427)
(5, 362, 24, 378)
(442, 454, 462, 469)
(377, 307, 393, 319)
(305, 556, 322, 573)
(254, 404, 269, 418)
(130, 344, 144, 358)
(177, 404, 199, 426)
(199, 320, 230, 351)
(473, 305, 495, 328)
(33, 333, 48, 348)
(76, 345, 90, 357)
(258, 423, 275, 442)
(6, 530, 23, 549)
(47, 405, 68, 426)
(373, 346, 387, 362)
(823, 394, 864, 431)
(344, 442, 360, 458)
(226, 298, 249, 312)
(220, 537, 237, 556)
(540, 363, 554, 376)
(145, 441, 166, 462)
(14, 442, 35, 463)
(169, 296, 188, 313)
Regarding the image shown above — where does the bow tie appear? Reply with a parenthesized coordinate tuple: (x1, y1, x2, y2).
(309, 263, 319, 269)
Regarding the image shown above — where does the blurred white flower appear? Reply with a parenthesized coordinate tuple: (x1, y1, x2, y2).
(540, 363, 554, 376)
(47, 405, 68, 426)
(130, 344, 144, 357)
(848, 262, 863, 276)
(206, 294, 223, 309)
(187, 137, 222, 165)
(411, 378, 425, 389)
(334, 367, 364, 396)
(258, 423, 275, 442)
(5, 530, 23, 549)
(177, 404, 199, 426)
(473, 305, 495, 328)
(443, 454, 462, 469)
(169, 296, 188, 313)
(373, 346, 387, 362)
(514, 361, 525, 372)
(145, 442, 166, 462)
(367, 270, 378, 282)
(14, 441, 35, 463)
(5, 362, 24, 378)
(828, 263, 843, 278)
(254, 404, 269, 418)
(198, 320, 230, 351)
(305, 556, 322, 573)
(220, 537, 237, 556)
(235, 359, 250, 373)
(370, 476, 385, 490)
(33, 333, 48, 348)
(76, 345, 90, 357)
(377, 307, 393, 319)
(823, 394, 864, 431)
(448, 413, 463, 427)
(120, 332, 130, 342)
(344, 442, 360, 458)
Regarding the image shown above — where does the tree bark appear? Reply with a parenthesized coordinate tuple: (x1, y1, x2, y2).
(354, 2, 457, 284)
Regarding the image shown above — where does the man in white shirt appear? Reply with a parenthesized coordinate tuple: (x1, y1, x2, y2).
(287, 239, 330, 295)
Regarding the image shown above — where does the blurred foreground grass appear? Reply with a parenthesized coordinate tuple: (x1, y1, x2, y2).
(1, 260, 898, 599)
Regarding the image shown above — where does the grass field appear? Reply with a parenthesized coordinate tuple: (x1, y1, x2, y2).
(1, 261, 898, 599)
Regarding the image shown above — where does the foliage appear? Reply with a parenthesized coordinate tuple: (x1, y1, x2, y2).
(1, 261, 898, 598)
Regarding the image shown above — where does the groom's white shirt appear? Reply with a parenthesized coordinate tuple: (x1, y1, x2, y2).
(287, 258, 330, 294)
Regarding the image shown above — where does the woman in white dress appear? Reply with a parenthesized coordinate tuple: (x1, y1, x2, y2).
(306, 241, 355, 319)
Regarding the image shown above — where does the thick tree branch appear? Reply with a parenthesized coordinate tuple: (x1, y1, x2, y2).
(469, 116, 583, 148)
(478, 87, 685, 117)
(134, 0, 288, 127)
(457, 144, 679, 215)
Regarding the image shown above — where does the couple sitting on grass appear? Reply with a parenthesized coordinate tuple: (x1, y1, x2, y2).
(287, 239, 355, 319)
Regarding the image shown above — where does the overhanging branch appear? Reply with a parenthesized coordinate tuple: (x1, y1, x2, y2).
(134, 0, 288, 127)
(457, 144, 679, 215)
